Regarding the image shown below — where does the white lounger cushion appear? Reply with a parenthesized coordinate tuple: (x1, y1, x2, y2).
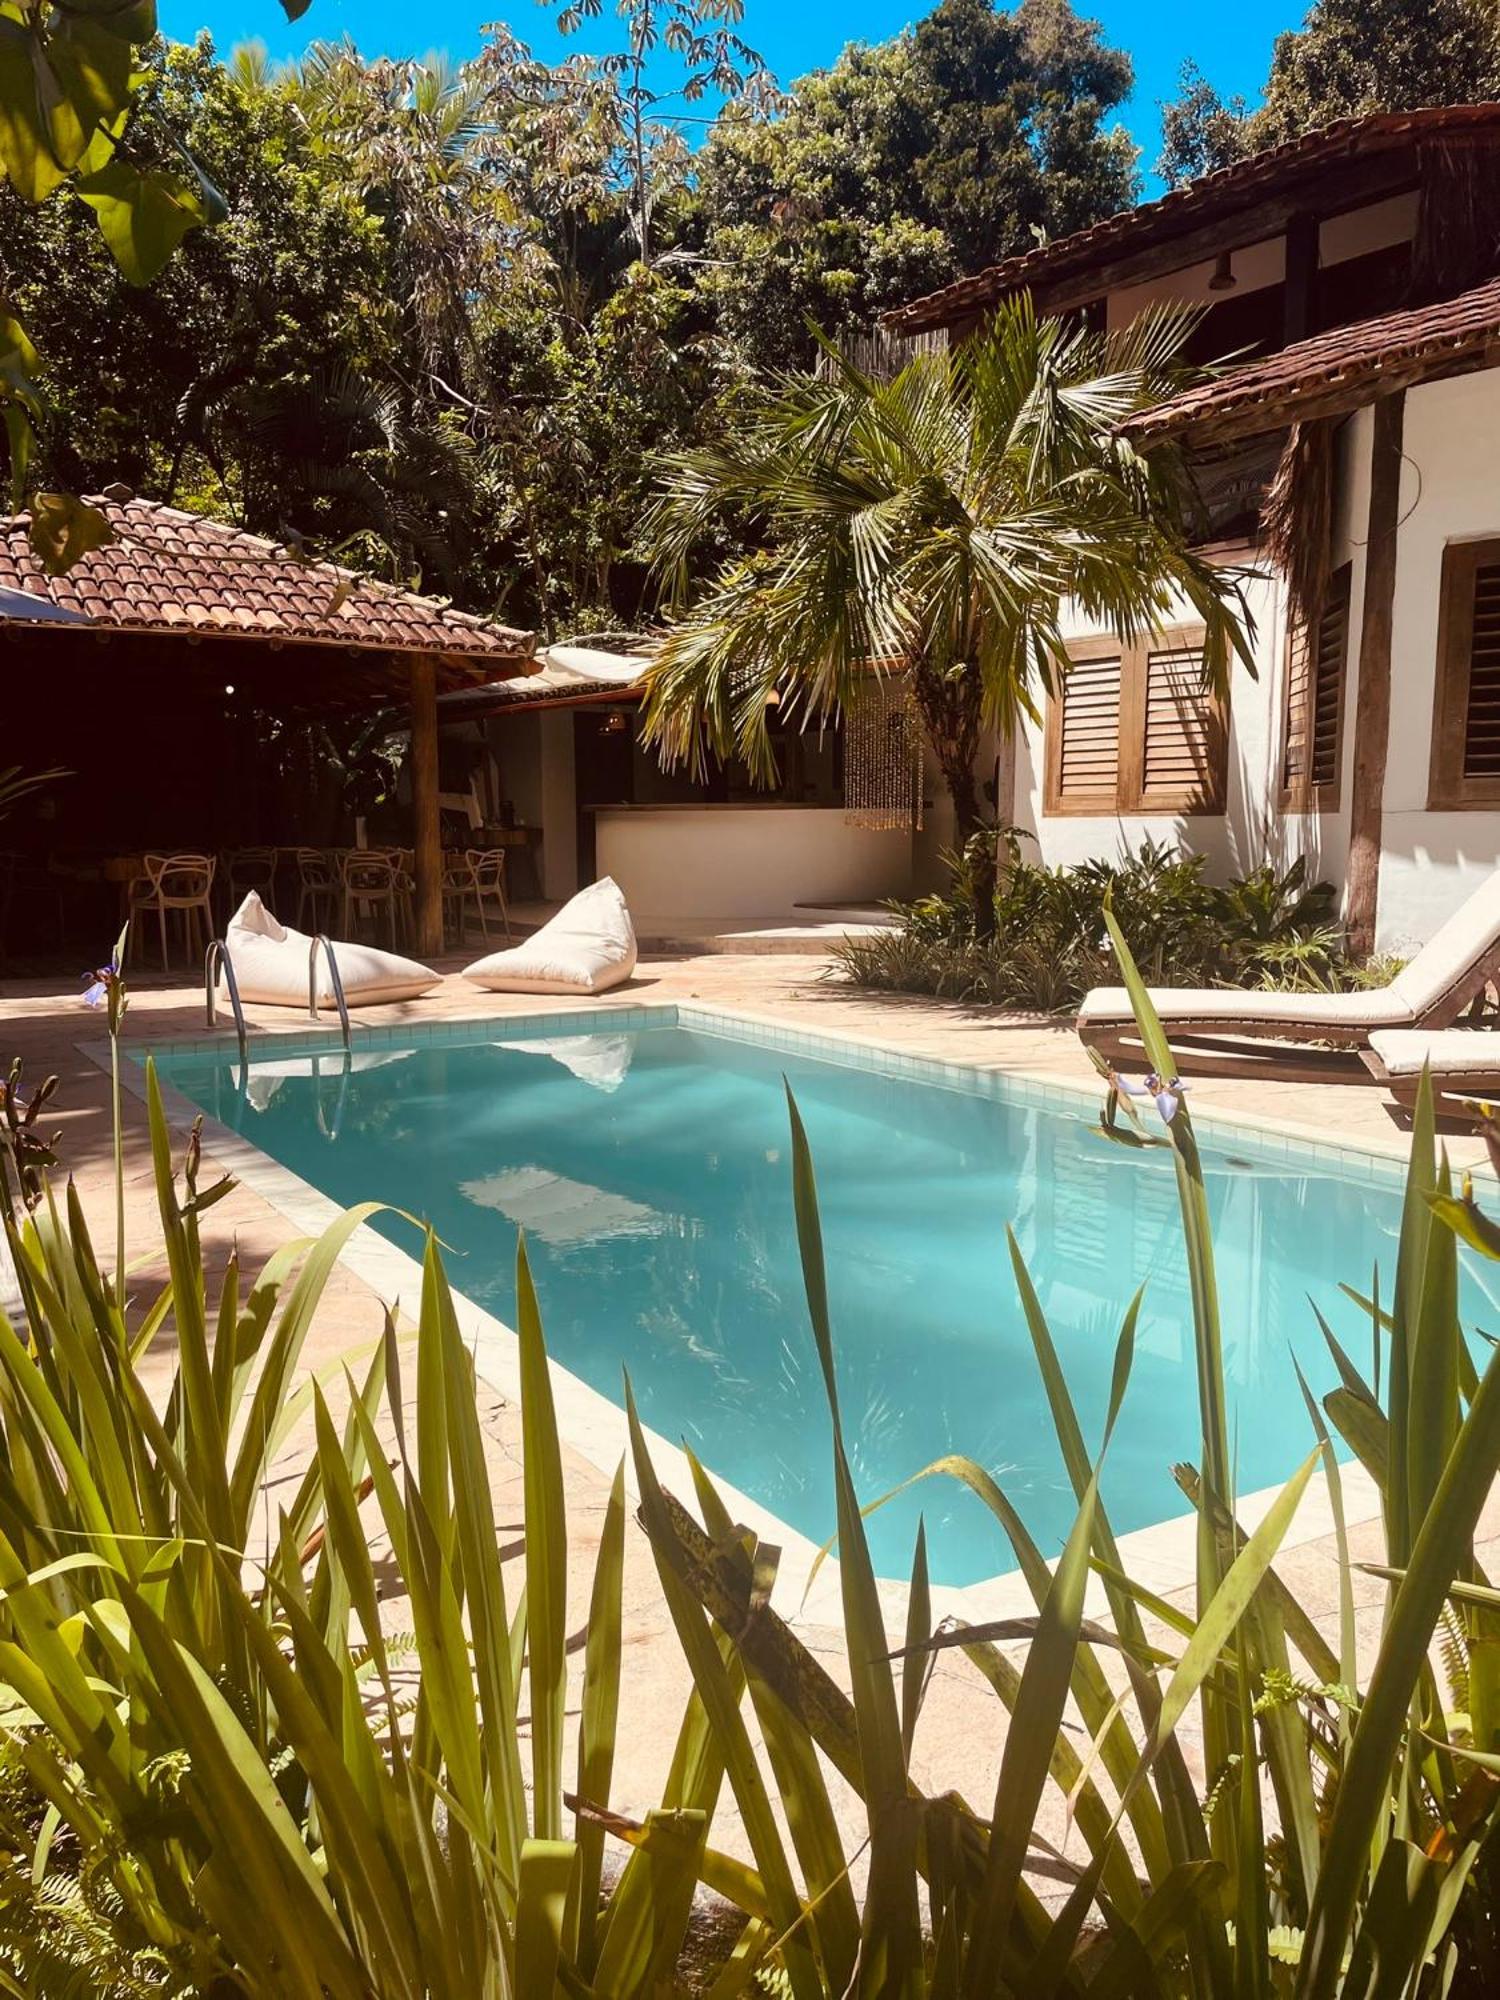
(224, 893, 439, 1008)
(1081, 868, 1500, 1030)
(1368, 1028, 1500, 1079)
(463, 877, 637, 995)
(1077, 983, 1413, 1028)
(1385, 867, 1500, 1014)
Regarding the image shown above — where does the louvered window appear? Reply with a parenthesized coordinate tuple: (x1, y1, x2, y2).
(1281, 563, 1351, 807)
(1138, 642, 1225, 810)
(1046, 627, 1227, 816)
(1050, 644, 1121, 810)
(1430, 539, 1500, 807)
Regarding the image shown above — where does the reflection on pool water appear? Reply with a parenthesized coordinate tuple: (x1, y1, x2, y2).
(151, 1019, 1488, 1588)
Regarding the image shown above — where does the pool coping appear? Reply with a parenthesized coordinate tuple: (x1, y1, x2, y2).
(90, 997, 1404, 1630)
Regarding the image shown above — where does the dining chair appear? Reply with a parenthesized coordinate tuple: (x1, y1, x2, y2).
(338, 849, 401, 947)
(443, 849, 511, 946)
(294, 848, 337, 933)
(224, 845, 280, 921)
(128, 854, 217, 969)
(468, 848, 511, 943)
(441, 850, 475, 945)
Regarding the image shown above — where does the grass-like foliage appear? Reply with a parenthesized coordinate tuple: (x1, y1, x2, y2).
(0, 939, 1495, 1992)
(833, 839, 1398, 1012)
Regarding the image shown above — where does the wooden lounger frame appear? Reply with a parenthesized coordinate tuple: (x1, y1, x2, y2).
(1075, 948, 1500, 1084)
(1360, 1042, 1500, 1111)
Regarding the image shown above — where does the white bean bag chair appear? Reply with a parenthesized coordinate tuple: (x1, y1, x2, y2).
(464, 877, 637, 995)
(224, 893, 439, 1008)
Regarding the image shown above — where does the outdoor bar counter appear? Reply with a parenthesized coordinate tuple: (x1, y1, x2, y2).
(588, 803, 914, 924)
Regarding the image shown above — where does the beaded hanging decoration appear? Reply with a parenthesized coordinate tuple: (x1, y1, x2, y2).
(843, 672, 923, 831)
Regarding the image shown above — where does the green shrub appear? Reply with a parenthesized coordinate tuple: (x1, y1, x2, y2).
(833, 838, 1367, 1011)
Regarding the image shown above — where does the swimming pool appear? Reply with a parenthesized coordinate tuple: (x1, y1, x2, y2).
(150, 1009, 1483, 1588)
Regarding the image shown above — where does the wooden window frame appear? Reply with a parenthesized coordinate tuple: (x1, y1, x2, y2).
(1044, 626, 1226, 818)
(1043, 635, 1123, 816)
(1279, 561, 1352, 813)
(1429, 537, 1500, 808)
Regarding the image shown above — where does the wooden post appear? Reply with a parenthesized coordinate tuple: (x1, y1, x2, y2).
(410, 653, 442, 957)
(1282, 210, 1318, 346)
(1345, 391, 1405, 959)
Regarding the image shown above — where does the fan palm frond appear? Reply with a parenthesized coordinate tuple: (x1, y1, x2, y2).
(640, 290, 1254, 813)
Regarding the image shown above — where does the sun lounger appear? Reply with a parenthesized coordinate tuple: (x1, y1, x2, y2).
(1077, 869, 1500, 1078)
(1363, 1028, 1500, 1108)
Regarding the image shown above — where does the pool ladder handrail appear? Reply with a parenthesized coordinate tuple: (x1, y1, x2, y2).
(308, 935, 352, 1051)
(203, 940, 250, 1070)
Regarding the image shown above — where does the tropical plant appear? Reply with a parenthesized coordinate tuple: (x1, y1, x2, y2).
(834, 842, 1346, 1010)
(0, 1061, 719, 1996)
(543, 0, 780, 269)
(627, 915, 1500, 1995)
(639, 295, 1255, 926)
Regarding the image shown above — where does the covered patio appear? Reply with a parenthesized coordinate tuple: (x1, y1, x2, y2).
(1, 491, 535, 965)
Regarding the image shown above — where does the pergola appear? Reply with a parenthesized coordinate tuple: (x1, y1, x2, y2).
(0, 491, 536, 954)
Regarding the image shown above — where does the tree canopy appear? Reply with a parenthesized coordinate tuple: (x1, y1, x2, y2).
(1158, 0, 1500, 185)
(0, 0, 1141, 631)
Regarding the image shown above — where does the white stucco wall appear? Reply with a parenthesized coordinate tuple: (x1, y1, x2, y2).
(1105, 194, 1417, 330)
(1369, 368, 1500, 953)
(1011, 366, 1500, 954)
(594, 807, 914, 923)
(1010, 562, 1294, 884)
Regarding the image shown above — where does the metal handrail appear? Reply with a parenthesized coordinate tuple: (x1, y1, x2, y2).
(308, 935, 352, 1051)
(204, 940, 250, 1071)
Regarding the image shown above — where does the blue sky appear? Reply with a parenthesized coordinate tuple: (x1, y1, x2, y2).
(159, 0, 1306, 188)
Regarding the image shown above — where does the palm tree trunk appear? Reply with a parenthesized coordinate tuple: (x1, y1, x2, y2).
(912, 659, 996, 940)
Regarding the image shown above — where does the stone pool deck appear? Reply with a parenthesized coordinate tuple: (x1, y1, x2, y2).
(2, 946, 1497, 1895)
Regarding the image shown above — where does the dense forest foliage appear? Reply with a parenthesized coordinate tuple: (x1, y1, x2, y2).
(0, 0, 1140, 635)
(6, 0, 1500, 634)
(1158, 0, 1500, 183)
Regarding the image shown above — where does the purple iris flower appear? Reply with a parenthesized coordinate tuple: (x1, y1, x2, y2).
(1110, 1068, 1189, 1124)
(82, 960, 119, 1010)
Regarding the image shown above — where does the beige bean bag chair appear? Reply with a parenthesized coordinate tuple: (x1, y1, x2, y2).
(464, 877, 637, 996)
(224, 893, 439, 1008)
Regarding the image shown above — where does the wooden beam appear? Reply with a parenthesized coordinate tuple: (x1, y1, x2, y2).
(1345, 390, 1406, 959)
(981, 160, 1420, 324)
(410, 652, 443, 957)
(1282, 209, 1318, 345)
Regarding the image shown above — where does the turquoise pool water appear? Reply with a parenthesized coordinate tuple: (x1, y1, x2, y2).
(151, 1016, 1485, 1588)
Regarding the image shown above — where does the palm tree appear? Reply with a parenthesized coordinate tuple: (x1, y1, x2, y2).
(640, 295, 1255, 922)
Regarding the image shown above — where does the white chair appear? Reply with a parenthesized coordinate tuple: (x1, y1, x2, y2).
(129, 853, 216, 969)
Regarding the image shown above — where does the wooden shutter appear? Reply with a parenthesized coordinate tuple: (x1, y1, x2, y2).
(1430, 538, 1500, 807)
(1282, 562, 1350, 805)
(1046, 644, 1121, 812)
(1133, 637, 1226, 812)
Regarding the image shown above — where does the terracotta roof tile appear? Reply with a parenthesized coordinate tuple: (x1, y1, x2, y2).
(885, 103, 1500, 334)
(0, 495, 535, 662)
(1120, 275, 1500, 443)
